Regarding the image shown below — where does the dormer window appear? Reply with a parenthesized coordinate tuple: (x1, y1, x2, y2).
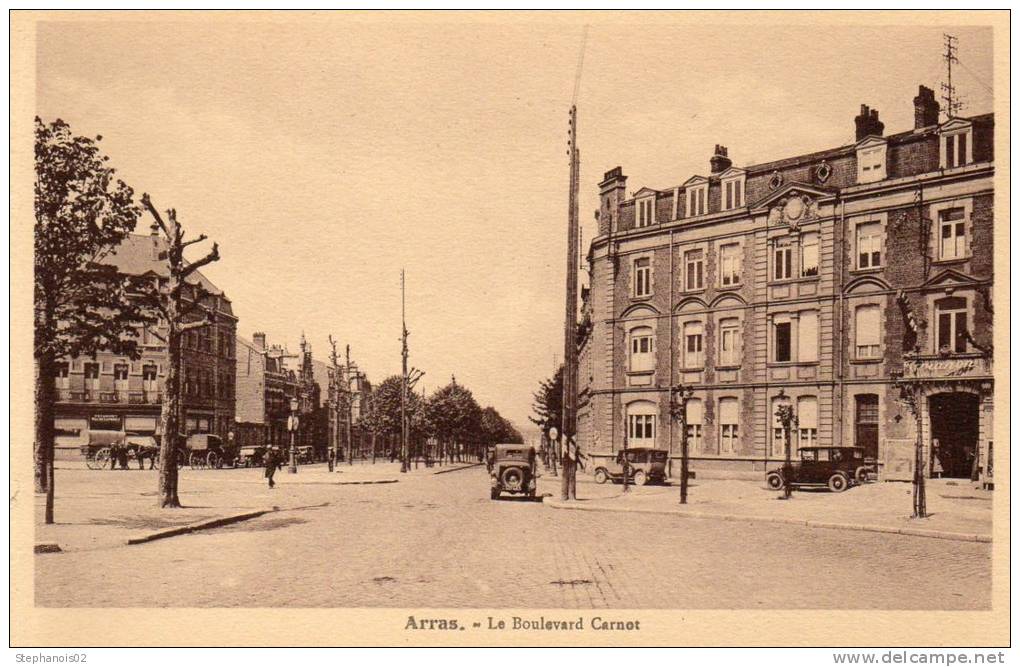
(856, 137, 887, 184)
(940, 119, 973, 169)
(636, 197, 655, 228)
(685, 181, 708, 218)
(719, 169, 746, 211)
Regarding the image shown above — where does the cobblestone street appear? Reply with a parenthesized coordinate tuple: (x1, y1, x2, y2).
(35, 467, 991, 609)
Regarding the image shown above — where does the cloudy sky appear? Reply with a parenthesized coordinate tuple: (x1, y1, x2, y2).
(34, 15, 993, 431)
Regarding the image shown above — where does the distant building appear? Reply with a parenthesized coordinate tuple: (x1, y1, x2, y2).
(53, 229, 237, 455)
(233, 331, 326, 455)
(578, 85, 994, 484)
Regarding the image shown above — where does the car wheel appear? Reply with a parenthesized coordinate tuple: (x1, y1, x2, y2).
(854, 466, 869, 483)
(594, 468, 608, 484)
(828, 473, 849, 493)
(766, 472, 784, 490)
(633, 470, 647, 486)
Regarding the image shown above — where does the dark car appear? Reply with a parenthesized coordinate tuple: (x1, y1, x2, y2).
(489, 444, 537, 500)
(593, 448, 669, 486)
(765, 446, 866, 493)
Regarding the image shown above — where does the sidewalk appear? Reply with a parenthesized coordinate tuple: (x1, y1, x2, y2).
(35, 466, 338, 553)
(541, 475, 992, 542)
(38, 459, 482, 552)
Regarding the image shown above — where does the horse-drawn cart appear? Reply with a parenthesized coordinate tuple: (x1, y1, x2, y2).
(186, 433, 237, 469)
(81, 430, 162, 470)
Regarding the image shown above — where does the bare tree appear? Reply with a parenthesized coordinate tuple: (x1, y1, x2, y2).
(140, 194, 220, 508)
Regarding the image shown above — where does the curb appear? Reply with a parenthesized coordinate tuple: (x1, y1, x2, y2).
(544, 500, 991, 543)
(125, 507, 278, 545)
(433, 463, 483, 475)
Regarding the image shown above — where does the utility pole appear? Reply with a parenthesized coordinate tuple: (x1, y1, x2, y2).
(941, 33, 963, 120)
(560, 27, 587, 502)
(560, 103, 580, 502)
(400, 269, 410, 474)
(328, 335, 342, 468)
(345, 344, 354, 465)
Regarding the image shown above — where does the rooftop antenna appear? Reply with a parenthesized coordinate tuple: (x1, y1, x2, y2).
(941, 33, 964, 120)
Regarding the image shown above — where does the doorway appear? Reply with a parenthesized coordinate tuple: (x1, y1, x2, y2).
(928, 393, 979, 479)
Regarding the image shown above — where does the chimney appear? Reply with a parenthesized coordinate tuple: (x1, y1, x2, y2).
(598, 166, 627, 236)
(855, 104, 885, 141)
(710, 145, 732, 173)
(150, 222, 160, 259)
(913, 85, 940, 129)
(252, 332, 266, 352)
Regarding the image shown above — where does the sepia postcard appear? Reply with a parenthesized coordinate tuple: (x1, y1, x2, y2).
(9, 9, 1010, 649)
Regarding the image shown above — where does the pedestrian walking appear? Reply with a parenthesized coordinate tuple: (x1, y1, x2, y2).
(327, 447, 335, 472)
(264, 447, 278, 488)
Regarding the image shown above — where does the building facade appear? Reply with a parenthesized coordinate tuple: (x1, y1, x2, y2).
(578, 86, 994, 483)
(233, 331, 324, 454)
(53, 231, 237, 455)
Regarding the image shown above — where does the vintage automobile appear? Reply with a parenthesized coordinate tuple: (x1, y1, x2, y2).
(592, 447, 669, 486)
(765, 446, 867, 493)
(489, 443, 538, 500)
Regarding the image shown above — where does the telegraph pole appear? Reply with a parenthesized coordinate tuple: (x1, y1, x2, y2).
(400, 269, 410, 474)
(345, 344, 354, 465)
(560, 103, 580, 502)
(328, 335, 342, 467)
(560, 27, 587, 502)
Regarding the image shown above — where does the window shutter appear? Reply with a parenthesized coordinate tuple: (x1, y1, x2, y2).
(686, 398, 703, 426)
(719, 398, 738, 425)
(798, 397, 818, 429)
(798, 311, 819, 362)
(856, 306, 880, 347)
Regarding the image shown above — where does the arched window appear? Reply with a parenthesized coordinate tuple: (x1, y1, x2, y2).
(626, 401, 657, 447)
(686, 398, 704, 452)
(797, 396, 818, 452)
(629, 326, 655, 372)
(718, 397, 739, 454)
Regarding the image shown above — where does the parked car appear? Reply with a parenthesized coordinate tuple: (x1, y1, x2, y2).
(593, 448, 669, 486)
(489, 444, 538, 500)
(765, 446, 866, 493)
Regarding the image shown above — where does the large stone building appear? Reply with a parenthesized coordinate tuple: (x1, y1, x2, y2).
(234, 332, 325, 454)
(53, 230, 237, 455)
(577, 85, 994, 484)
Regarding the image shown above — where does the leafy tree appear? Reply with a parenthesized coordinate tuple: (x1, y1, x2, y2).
(34, 118, 148, 523)
(427, 381, 483, 461)
(529, 364, 564, 436)
(480, 406, 523, 445)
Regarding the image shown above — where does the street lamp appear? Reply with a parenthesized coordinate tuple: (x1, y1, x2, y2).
(288, 396, 299, 474)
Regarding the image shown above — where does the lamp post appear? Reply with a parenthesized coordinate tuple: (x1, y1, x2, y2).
(548, 426, 559, 477)
(287, 396, 299, 474)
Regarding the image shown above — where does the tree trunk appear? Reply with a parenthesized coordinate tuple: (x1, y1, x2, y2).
(157, 288, 183, 508)
(34, 348, 56, 523)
